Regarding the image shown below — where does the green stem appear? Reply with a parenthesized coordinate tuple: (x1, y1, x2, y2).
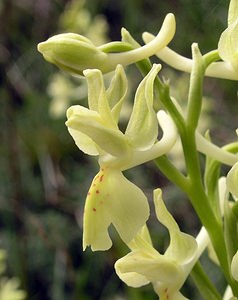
(186, 181, 230, 281)
(190, 262, 222, 300)
(180, 46, 238, 292)
(183, 133, 238, 294)
(154, 155, 190, 194)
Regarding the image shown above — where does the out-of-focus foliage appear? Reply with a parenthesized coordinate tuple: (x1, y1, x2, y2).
(0, 0, 237, 299)
(0, 249, 26, 299)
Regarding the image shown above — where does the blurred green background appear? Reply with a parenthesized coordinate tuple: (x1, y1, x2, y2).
(0, 0, 238, 299)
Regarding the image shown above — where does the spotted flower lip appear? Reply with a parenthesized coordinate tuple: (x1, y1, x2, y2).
(82, 168, 150, 251)
(37, 13, 176, 75)
(65, 64, 178, 251)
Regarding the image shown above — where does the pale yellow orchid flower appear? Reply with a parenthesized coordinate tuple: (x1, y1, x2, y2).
(115, 189, 199, 300)
(37, 13, 175, 76)
(66, 64, 177, 251)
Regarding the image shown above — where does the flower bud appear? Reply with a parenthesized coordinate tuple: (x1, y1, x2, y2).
(38, 13, 176, 75)
(37, 33, 108, 75)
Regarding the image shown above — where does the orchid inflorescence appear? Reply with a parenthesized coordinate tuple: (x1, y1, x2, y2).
(38, 0, 238, 298)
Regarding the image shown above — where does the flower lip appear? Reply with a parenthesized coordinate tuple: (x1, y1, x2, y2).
(83, 168, 150, 251)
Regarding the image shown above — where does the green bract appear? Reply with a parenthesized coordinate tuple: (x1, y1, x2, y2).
(65, 64, 177, 250)
(37, 13, 176, 75)
(115, 189, 197, 299)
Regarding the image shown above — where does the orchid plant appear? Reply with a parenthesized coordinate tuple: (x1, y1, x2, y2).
(38, 0, 238, 298)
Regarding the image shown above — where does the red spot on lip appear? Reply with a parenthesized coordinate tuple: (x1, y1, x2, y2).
(92, 208, 96, 212)
(96, 190, 100, 194)
(164, 288, 169, 300)
(100, 174, 104, 182)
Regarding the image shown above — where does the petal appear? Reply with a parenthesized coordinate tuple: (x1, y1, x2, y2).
(66, 105, 129, 157)
(83, 168, 150, 251)
(106, 64, 128, 123)
(157, 290, 189, 300)
(153, 189, 197, 265)
(227, 162, 238, 199)
(228, 0, 238, 26)
(83, 68, 116, 128)
(68, 127, 99, 155)
(218, 21, 238, 71)
(115, 249, 182, 285)
(169, 292, 190, 300)
(128, 225, 153, 251)
(115, 257, 150, 288)
(125, 64, 161, 150)
(122, 110, 178, 170)
(231, 250, 238, 281)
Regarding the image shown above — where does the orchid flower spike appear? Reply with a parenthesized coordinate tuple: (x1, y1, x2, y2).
(37, 13, 175, 75)
(65, 64, 177, 251)
(115, 189, 198, 299)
